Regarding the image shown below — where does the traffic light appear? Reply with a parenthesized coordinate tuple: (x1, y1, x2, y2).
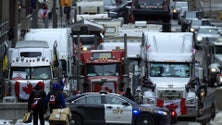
(60, 0, 72, 7)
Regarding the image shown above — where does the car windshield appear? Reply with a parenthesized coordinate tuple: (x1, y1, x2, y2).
(175, 2, 187, 8)
(198, 28, 219, 34)
(150, 62, 190, 77)
(87, 63, 120, 76)
(10, 66, 52, 80)
(73, 35, 96, 49)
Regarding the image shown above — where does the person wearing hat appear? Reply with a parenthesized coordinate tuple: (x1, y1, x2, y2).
(44, 83, 66, 113)
(28, 81, 46, 125)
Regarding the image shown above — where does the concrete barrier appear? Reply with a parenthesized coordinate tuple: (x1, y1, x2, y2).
(0, 103, 71, 120)
(0, 103, 27, 120)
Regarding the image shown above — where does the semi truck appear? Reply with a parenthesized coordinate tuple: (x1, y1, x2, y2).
(97, 39, 141, 95)
(202, 37, 222, 87)
(24, 28, 75, 96)
(3, 40, 59, 101)
(141, 32, 207, 123)
(77, 48, 129, 93)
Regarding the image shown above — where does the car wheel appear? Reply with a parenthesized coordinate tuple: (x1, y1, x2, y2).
(136, 114, 155, 125)
(70, 114, 82, 125)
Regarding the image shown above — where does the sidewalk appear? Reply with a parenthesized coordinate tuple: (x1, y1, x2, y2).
(20, 3, 75, 31)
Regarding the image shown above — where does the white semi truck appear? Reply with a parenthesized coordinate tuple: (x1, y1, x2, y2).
(141, 32, 207, 123)
(24, 28, 75, 96)
(3, 40, 59, 101)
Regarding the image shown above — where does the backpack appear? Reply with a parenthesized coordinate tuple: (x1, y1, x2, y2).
(31, 90, 43, 109)
(49, 91, 60, 106)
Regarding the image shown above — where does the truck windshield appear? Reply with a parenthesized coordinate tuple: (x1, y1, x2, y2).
(10, 66, 52, 80)
(73, 35, 97, 50)
(150, 62, 190, 78)
(86, 63, 120, 76)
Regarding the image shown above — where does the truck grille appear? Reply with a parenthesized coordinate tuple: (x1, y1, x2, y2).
(158, 90, 183, 100)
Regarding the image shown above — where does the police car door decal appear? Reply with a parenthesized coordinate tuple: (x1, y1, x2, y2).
(104, 104, 132, 123)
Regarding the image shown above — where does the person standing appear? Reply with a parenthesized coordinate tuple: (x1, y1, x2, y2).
(64, 5, 71, 24)
(44, 83, 66, 113)
(28, 81, 46, 125)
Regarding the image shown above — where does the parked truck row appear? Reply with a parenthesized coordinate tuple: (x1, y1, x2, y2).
(0, 14, 216, 124)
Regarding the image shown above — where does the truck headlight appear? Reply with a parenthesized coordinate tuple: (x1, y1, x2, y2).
(197, 85, 207, 98)
(210, 68, 218, 72)
(196, 36, 203, 41)
(200, 88, 206, 97)
(173, 9, 176, 13)
(190, 28, 195, 32)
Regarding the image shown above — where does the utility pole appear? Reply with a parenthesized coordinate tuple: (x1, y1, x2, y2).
(9, 0, 18, 47)
(53, 0, 57, 28)
(31, 0, 38, 28)
(209, 0, 212, 18)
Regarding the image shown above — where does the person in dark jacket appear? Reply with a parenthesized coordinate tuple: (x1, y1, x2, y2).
(123, 87, 134, 101)
(28, 81, 46, 125)
(44, 83, 66, 113)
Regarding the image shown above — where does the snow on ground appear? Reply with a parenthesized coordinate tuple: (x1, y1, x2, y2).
(0, 119, 49, 125)
(209, 111, 222, 125)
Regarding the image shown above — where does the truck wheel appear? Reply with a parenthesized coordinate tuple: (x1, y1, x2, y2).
(70, 114, 82, 125)
(136, 114, 155, 125)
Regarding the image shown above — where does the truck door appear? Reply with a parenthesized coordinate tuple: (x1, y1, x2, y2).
(104, 95, 132, 124)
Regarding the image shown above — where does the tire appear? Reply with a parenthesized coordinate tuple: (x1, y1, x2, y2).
(136, 114, 155, 125)
(70, 114, 82, 125)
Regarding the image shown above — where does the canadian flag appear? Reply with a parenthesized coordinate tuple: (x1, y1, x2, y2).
(156, 98, 187, 116)
(15, 81, 37, 100)
(93, 82, 116, 93)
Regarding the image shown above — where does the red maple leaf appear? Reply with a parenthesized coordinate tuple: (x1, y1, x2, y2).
(105, 87, 112, 93)
(23, 83, 33, 94)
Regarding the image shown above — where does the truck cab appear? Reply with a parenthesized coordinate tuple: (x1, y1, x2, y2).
(24, 28, 74, 96)
(4, 40, 57, 101)
(203, 37, 222, 87)
(78, 49, 128, 93)
(141, 32, 205, 123)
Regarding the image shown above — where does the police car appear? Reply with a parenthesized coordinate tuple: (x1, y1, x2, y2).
(66, 92, 171, 125)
